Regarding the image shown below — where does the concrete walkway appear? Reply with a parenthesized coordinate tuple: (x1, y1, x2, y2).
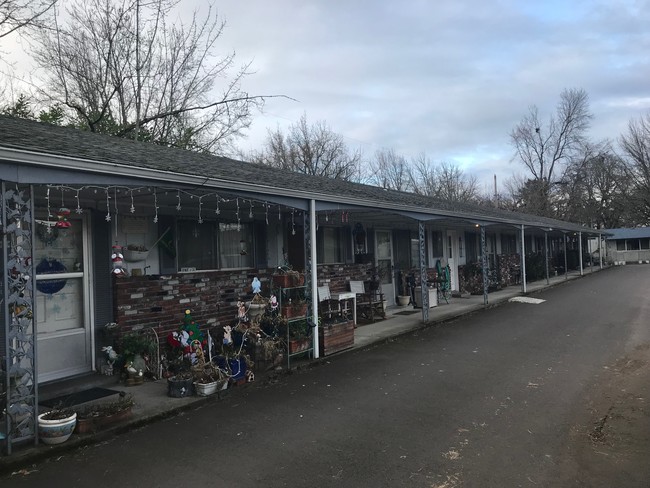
(0, 266, 605, 472)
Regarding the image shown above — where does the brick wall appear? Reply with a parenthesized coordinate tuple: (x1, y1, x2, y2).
(316, 263, 373, 292)
(113, 268, 277, 343)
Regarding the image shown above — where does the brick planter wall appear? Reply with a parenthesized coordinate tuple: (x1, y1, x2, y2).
(112, 268, 277, 344)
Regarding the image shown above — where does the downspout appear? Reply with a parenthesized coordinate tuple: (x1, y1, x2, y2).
(578, 231, 583, 276)
(310, 199, 319, 359)
(418, 222, 429, 322)
(544, 231, 549, 285)
(520, 225, 527, 294)
(480, 226, 488, 307)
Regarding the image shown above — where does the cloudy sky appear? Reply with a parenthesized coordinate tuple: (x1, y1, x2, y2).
(213, 0, 650, 190)
(3, 0, 650, 192)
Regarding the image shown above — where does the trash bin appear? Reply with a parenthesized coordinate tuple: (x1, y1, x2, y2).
(414, 286, 438, 308)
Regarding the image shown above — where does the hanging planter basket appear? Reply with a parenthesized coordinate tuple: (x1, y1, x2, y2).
(123, 249, 150, 262)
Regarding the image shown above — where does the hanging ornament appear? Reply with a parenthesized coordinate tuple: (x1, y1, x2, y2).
(176, 191, 182, 211)
(198, 197, 204, 224)
(153, 188, 159, 223)
(46, 186, 52, 218)
(55, 207, 72, 228)
(236, 198, 241, 231)
(215, 195, 221, 215)
(130, 189, 135, 213)
(105, 189, 111, 222)
(278, 204, 281, 221)
(265, 203, 269, 225)
(113, 187, 119, 235)
(111, 244, 126, 276)
(75, 188, 83, 214)
(291, 209, 296, 236)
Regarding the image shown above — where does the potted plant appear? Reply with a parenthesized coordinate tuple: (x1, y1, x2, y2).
(75, 394, 134, 434)
(281, 299, 308, 320)
(287, 319, 312, 354)
(396, 270, 411, 306)
(272, 266, 304, 288)
(38, 408, 77, 445)
(123, 243, 149, 262)
(120, 333, 158, 385)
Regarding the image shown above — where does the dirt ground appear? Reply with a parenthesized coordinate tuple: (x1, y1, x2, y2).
(559, 342, 650, 487)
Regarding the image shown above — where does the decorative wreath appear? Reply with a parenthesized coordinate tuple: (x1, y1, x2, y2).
(36, 258, 67, 294)
(36, 222, 59, 245)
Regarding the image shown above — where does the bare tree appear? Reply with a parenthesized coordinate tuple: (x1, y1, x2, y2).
(253, 114, 362, 180)
(619, 112, 650, 224)
(368, 148, 411, 191)
(558, 144, 632, 228)
(0, 0, 56, 39)
(30, 0, 269, 152)
(510, 88, 592, 217)
(410, 153, 480, 203)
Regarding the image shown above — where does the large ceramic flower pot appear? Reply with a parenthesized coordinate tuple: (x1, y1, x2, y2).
(38, 411, 77, 445)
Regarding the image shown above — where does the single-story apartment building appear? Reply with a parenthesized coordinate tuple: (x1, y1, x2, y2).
(1, 115, 606, 451)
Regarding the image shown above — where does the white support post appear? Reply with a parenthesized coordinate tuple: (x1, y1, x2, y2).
(520, 225, 527, 294)
(599, 235, 603, 269)
(578, 231, 583, 276)
(564, 232, 569, 280)
(544, 231, 549, 285)
(310, 199, 319, 359)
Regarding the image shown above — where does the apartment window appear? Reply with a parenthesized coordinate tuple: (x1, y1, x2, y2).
(431, 231, 443, 257)
(616, 240, 626, 251)
(501, 234, 517, 254)
(317, 227, 342, 264)
(465, 232, 478, 263)
(177, 220, 217, 270)
(641, 238, 650, 250)
(219, 223, 253, 268)
(410, 238, 420, 268)
(177, 220, 254, 270)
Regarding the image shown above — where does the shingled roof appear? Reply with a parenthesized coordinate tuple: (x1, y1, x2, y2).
(0, 115, 599, 234)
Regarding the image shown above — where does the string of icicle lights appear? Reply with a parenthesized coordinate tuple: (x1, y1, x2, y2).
(46, 184, 309, 237)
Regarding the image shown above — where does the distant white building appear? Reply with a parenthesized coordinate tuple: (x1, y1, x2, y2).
(605, 228, 650, 264)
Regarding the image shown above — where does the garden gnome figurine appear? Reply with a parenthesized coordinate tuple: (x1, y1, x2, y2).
(251, 276, 261, 294)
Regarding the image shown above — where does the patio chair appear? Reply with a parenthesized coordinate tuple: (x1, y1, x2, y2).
(349, 280, 385, 323)
(317, 285, 342, 321)
(434, 260, 451, 304)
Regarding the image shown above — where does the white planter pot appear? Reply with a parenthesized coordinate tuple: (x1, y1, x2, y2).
(38, 412, 77, 445)
(397, 295, 410, 306)
(123, 249, 149, 262)
(194, 379, 228, 396)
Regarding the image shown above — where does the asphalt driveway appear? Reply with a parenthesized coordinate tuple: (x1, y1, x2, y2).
(3, 265, 650, 487)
